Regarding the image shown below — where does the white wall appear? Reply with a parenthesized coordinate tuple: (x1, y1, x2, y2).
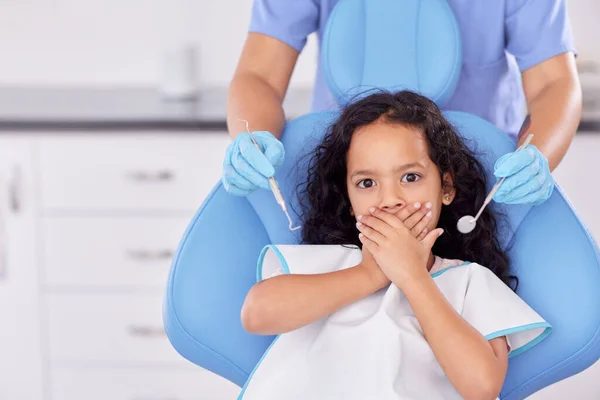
(567, 0, 600, 64)
(0, 0, 319, 89)
(0, 0, 597, 90)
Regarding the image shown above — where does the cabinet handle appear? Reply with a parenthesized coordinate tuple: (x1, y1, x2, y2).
(125, 249, 174, 260)
(8, 165, 21, 213)
(125, 170, 174, 182)
(128, 325, 167, 337)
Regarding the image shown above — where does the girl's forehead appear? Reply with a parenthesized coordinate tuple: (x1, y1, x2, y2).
(348, 122, 429, 161)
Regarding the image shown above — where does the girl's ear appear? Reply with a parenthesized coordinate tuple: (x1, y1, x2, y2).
(441, 172, 456, 205)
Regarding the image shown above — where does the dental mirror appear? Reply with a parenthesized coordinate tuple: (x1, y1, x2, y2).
(457, 133, 534, 234)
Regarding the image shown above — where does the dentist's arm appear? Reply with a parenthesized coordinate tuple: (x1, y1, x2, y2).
(520, 52, 582, 170)
(493, 53, 581, 205)
(226, 33, 299, 140)
(222, 33, 299, 196)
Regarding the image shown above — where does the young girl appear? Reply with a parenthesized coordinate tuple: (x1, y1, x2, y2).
(238, 91, 551, 400)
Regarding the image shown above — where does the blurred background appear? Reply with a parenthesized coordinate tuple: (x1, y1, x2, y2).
(0, 0, 599, 399)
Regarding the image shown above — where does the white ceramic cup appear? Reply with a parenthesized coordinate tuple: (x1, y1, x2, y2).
(159, 44, 199, 100)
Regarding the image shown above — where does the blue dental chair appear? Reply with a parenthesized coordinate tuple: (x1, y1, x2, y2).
(163, 0, 600, 398)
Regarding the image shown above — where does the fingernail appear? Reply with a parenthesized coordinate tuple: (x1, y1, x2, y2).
(426, 211, 432, 217)
(369, 207, 375, 213)
(359, 233, 364, 240)
(356, 215, 363, 221)
(439, 229, 444, 236)
(425, 202, 432, 209)
(356, 221, 362, 227)
(423, 228, 428, 234)
(414, 202, 420, 209)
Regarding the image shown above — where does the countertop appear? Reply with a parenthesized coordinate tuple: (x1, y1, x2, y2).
(0, 85, 598, 132)
(0, 86, 313, 131)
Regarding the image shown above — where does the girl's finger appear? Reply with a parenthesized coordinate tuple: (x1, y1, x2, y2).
(356, 220, 386, 245)
(416, 227, 428, 241)
(359, 233, 378, 253)
(395, 202, 423, 224)
(358, 212, 395, 237)
(410, 210, 432, 238)
(369, 207, 404, 230)
(422, 228, 444, 250)
(402, 202, 431, 230)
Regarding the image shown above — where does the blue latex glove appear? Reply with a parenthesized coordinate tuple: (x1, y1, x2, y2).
(221, 131, 285, 196)
(492, 145, 554, 205)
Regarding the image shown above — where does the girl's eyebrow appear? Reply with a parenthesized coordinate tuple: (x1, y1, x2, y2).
(351, 162, 426, 178)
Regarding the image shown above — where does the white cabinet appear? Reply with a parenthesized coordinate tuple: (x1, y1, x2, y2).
(50, 368, 237, 400)
(0, 132, 241, 400)
(42, 216, 192, 288)
(46, 292, 188, 365)
(0, 138, 44, 400)
(37, 134, 230, 212)
(35, 132, 240, 400)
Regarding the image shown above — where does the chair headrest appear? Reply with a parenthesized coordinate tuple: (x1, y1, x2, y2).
(322, 0, 462, 107)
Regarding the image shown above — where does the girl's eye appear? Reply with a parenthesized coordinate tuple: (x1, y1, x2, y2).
(357, 179, 376, 189)
(402, 173, 421, 183)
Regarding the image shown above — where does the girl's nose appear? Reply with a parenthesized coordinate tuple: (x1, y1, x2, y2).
(379, 186, 405, 213)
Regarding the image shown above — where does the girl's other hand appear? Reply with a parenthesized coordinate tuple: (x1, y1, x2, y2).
(385, 202, 433, 241)
(356, 207, 444, 288)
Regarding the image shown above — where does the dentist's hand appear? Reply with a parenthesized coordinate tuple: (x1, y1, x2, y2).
(222, 131, 285, 196)
(493, 145, 554, 205)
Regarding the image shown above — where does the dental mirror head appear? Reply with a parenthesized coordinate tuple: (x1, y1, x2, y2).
(456, 133, 535, 235)
(457, 215, 477, 234)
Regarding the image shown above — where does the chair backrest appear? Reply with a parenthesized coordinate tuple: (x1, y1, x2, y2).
(163, 0, 600, 399)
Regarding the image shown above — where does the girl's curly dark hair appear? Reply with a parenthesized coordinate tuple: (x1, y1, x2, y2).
(297, 90, 517, 290)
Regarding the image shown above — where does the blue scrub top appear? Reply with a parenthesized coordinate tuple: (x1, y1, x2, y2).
(249, 0, 576, 138)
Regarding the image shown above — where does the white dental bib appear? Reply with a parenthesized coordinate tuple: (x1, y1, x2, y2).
(238, 245, 551, 400)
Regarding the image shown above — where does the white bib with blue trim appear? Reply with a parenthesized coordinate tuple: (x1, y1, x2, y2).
(238, 244, 551, 400)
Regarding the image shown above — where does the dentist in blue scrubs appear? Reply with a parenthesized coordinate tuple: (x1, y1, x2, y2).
(222, 0, 582, 206)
